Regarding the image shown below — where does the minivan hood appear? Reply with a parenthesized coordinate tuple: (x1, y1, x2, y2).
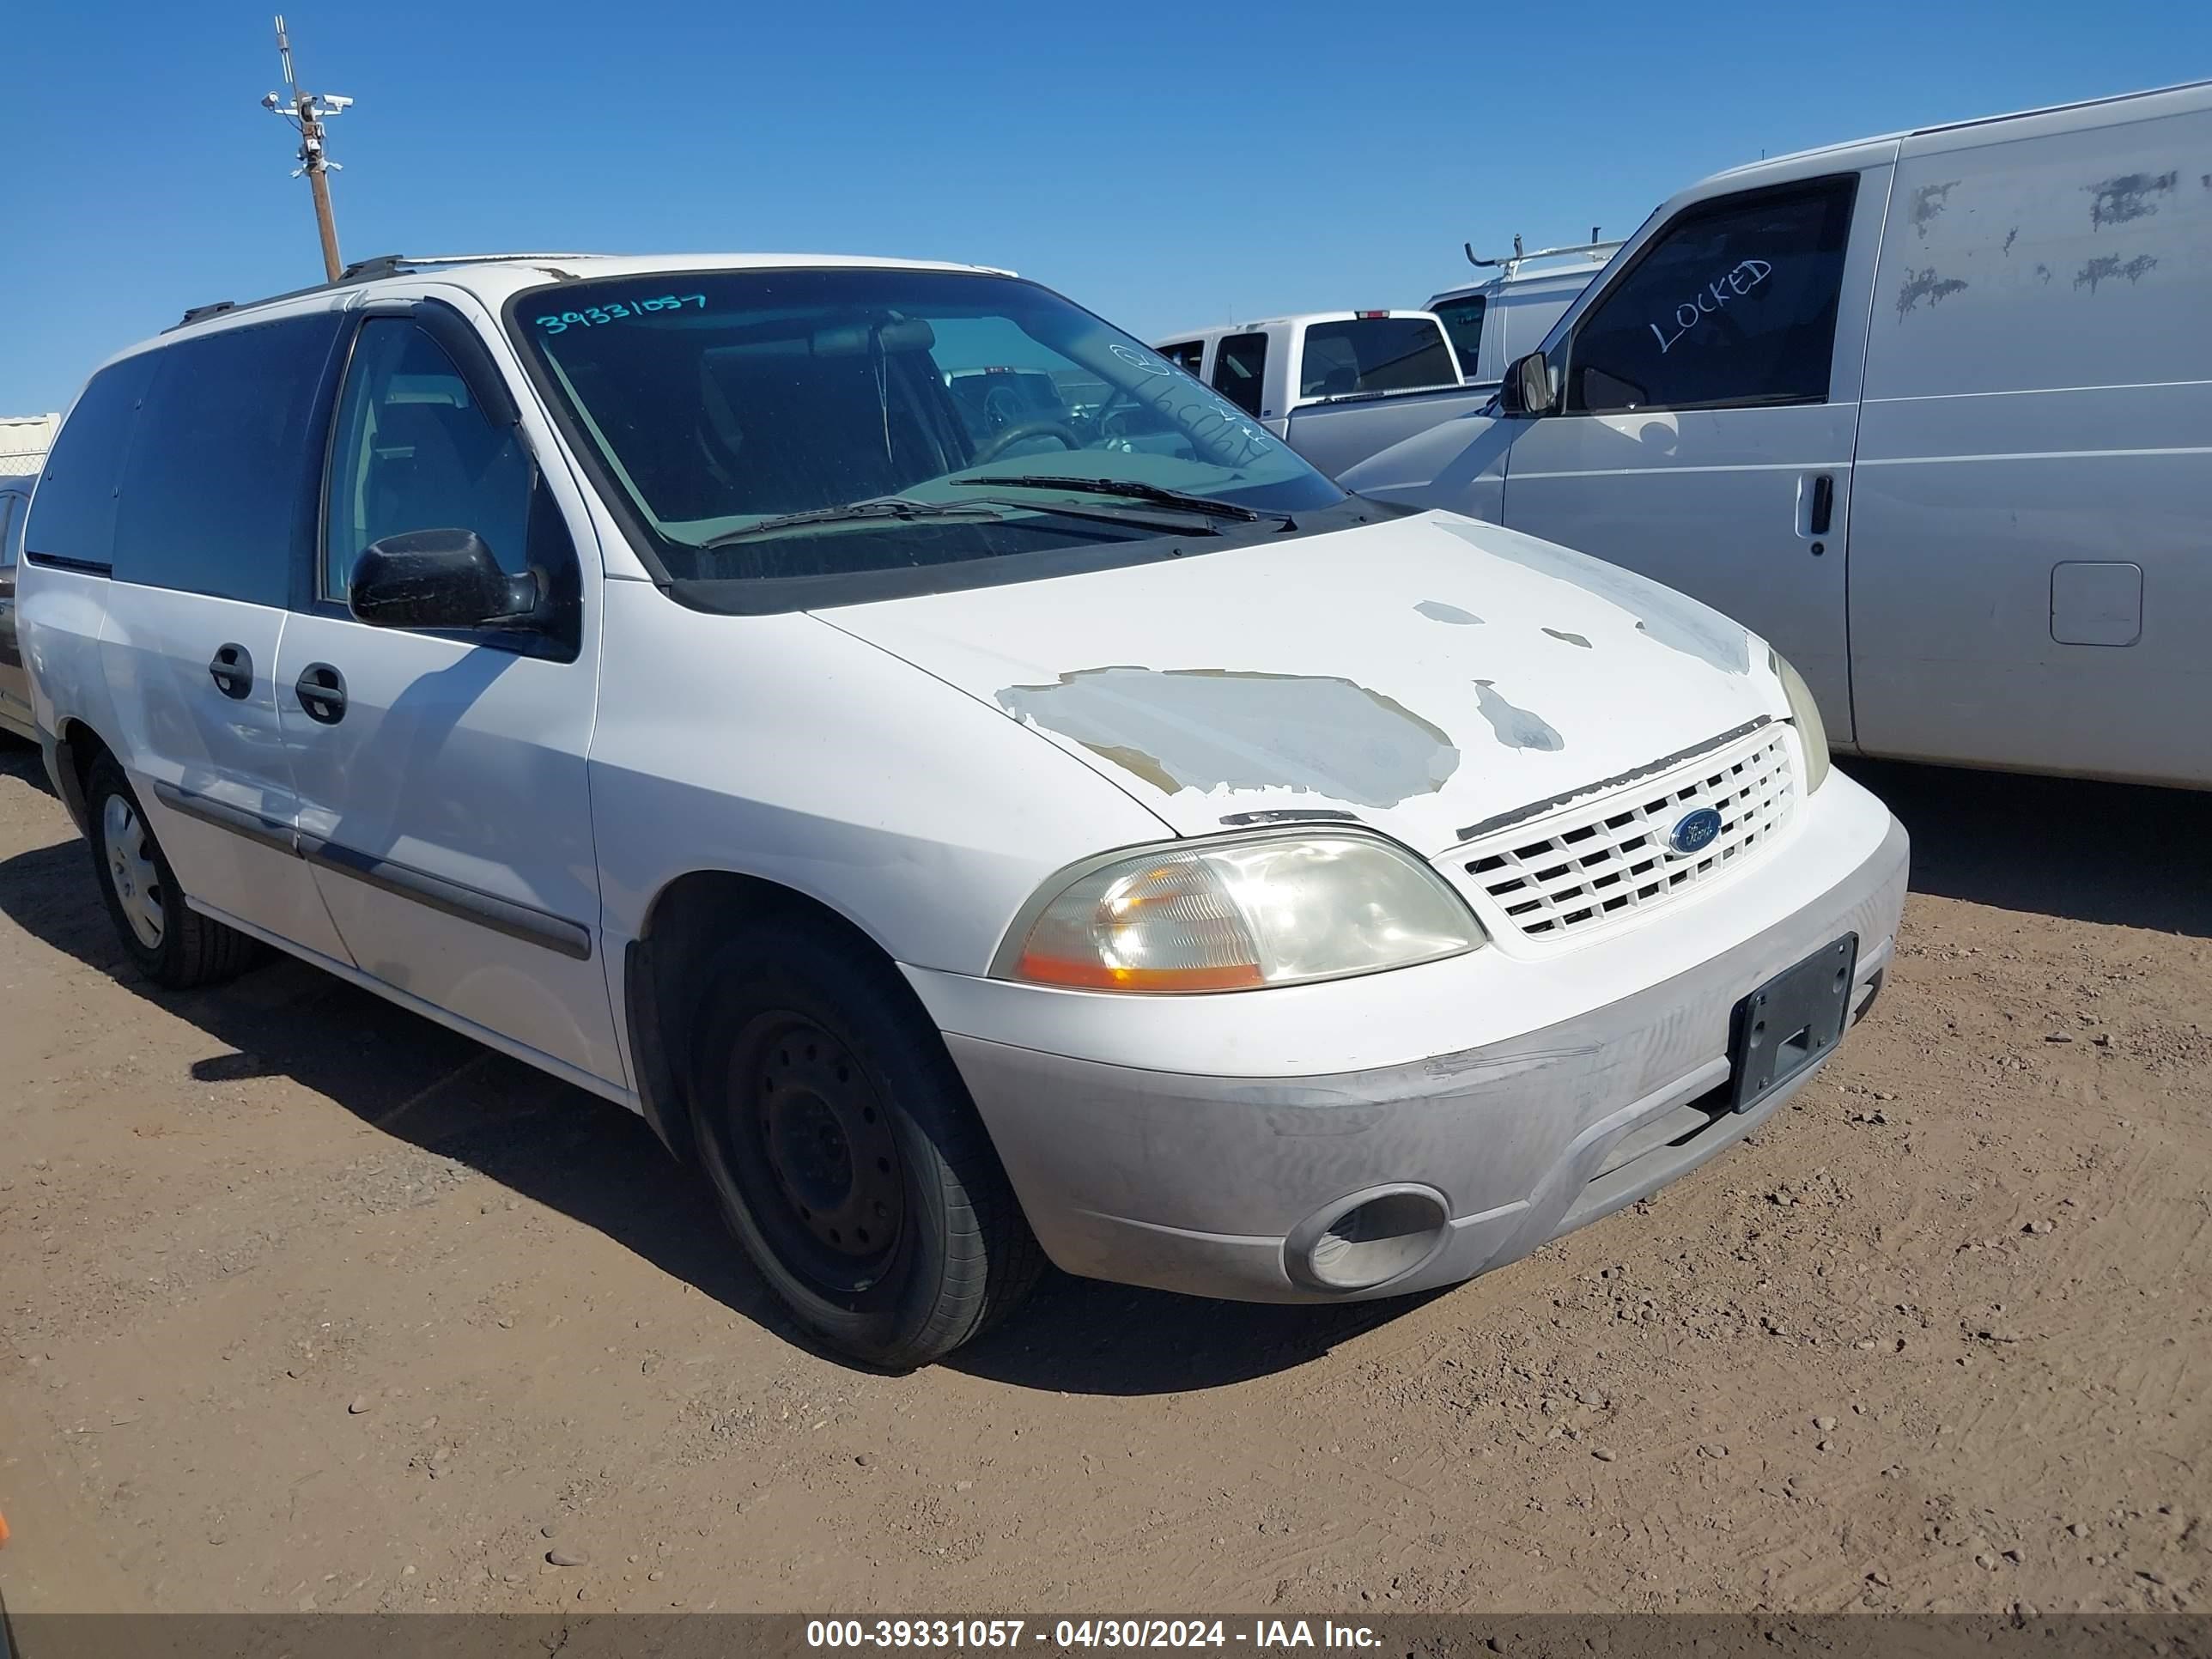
(818, 511, 1784, 858)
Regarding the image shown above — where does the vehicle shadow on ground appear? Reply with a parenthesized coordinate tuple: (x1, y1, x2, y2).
(1841, 759, 2212, 938)
(4, 739, 2206, 1395)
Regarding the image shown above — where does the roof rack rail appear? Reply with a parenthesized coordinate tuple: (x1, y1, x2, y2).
(169, 252, 594, 333)
(1463, 231, 1620, 277)
(336, 252, 598, 281)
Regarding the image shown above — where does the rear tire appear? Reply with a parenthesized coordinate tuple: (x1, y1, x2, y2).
(687, 916, 1042, 1368)
(85, 755, 260, 990)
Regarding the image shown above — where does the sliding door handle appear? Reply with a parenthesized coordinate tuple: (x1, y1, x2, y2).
(295, 663, 348, 725)
(208, 643, 253, 701)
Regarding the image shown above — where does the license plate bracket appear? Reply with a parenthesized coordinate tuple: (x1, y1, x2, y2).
(1725, 933, 1859, 1114)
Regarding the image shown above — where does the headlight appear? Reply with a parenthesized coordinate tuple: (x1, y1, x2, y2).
(995, 831, 1486, 994)
(1771, 648, 1831, 793)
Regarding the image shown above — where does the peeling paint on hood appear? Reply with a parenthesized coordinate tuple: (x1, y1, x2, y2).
(1415, 600, 1483, 625)
(1436, 519, 1753, 676)
(995, 668, 1461, 808)
(813, 511, 1783, 855)
(1471, 680, 1565, 752)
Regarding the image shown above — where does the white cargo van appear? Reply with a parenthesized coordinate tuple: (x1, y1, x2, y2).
(1345, 80, 2212, 789)
(1426, 236, 1620, 390)
(1151, 311, 1491, 477)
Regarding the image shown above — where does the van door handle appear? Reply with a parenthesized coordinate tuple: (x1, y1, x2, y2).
(1808, 473, 1835, 538)
(208, 643, 253, 701)
(295, 663, 348, 725)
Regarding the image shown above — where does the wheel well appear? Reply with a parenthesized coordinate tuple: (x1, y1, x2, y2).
(627, 871, 902, 1164)
(53, 718, 112, 830)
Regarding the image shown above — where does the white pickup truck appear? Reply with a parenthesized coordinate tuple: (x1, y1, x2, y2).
(1151, 310, 1492, 479)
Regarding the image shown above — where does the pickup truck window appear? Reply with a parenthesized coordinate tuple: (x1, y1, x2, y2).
(1298, 319, 1459, 400)
(505, 270, 1342, 591)
(1158, 341, 1205, 374)
(1431, 298, 1486, 380)
(1561, 176, 1856, 415)
(1211, 332, 1268, 417)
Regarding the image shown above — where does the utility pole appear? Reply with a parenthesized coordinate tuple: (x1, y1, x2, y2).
(261, 15, 352, 282)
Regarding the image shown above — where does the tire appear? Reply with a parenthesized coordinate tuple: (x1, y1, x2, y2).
(85, 754, 261, 990)
(687, 915, 1043, 1368)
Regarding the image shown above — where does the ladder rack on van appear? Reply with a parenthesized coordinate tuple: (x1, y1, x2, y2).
(1462, 233, 1620, 280)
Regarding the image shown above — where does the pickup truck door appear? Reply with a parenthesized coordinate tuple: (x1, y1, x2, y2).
(1498, 167, 1891, 741)
(1209, 330, 1279, 435)
(274, 295, 624, 1091)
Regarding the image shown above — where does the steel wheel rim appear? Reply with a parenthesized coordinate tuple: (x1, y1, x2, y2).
(720, 1012, 906, 1297)
(101, 794, 166, 950)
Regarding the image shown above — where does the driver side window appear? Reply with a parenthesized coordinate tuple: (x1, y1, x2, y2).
(1562, 177, 1856, 415)
(322, 319, 535, 600)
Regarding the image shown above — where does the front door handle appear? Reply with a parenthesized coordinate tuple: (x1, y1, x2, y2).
(1808, 473, 1835, 538)
(208, 642, 253, 701)
(295, 662, 348, 725)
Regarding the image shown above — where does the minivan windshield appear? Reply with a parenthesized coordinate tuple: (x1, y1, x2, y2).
(506, 269, 1350, 593)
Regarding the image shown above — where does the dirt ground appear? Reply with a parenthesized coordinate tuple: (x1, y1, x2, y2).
(1, 735, 2207, 1618)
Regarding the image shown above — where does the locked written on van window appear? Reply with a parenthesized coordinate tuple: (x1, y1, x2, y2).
(503, 269, 1352, 592)
(1559, 178, 1856, 414)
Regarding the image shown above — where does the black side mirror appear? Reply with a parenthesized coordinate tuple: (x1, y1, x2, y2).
(348, 529, 540, 631)
(1498, 350, 1556, 418)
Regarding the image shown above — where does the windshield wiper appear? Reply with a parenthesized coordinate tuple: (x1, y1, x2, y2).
(951, 474, 1283, 524)
(699, 496, 1006, 550)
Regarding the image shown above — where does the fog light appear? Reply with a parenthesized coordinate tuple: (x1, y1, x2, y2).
(1286, 1186, 1450, 1292)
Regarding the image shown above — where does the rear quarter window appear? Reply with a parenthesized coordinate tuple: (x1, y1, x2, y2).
(27, 354, 158, 572)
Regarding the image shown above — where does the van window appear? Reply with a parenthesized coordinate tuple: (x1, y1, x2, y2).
(1212, 332, 1268, 416)
(1298, 319, 1459, 399)
(0, 494, 20, 567)
(111, 313, 345, 605)
(26, 354, 157, 572)
(1158, 341, 1205, 374)
(323, 319, 536, 600)
(1562, 176, 1856, 414)
(1431, 298, 1486, 380)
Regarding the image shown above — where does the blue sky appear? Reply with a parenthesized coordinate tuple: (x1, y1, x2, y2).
(7, 0, 2206, 413)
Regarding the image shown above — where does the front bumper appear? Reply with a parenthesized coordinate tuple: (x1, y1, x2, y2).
(914, 779, 1909, 1304)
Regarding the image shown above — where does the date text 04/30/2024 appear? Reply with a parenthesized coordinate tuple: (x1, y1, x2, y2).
(805, 1620, 1383, 1650)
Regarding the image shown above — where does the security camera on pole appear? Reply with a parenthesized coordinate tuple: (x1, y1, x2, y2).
(261, 15, 352, 282)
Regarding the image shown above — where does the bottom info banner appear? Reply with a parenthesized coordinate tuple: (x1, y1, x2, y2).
(3, 1615, 2210, 1659)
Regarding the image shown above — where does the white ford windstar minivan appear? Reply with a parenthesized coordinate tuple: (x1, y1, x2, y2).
(21, 252, 1907, 1366)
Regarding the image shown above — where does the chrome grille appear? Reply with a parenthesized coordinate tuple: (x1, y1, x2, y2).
(1450, 726, 1797, 944)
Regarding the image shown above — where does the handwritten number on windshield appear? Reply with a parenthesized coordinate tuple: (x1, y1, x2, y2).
(1649, 258, 1771, 356)
(536, 295, 708, 334)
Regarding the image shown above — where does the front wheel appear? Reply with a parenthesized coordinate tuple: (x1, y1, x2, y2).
(688, 917, 1042, 1368)
(85, 755, 260, 990)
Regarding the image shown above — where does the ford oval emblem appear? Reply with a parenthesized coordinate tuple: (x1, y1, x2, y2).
(1668, 806, 1724, 857)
